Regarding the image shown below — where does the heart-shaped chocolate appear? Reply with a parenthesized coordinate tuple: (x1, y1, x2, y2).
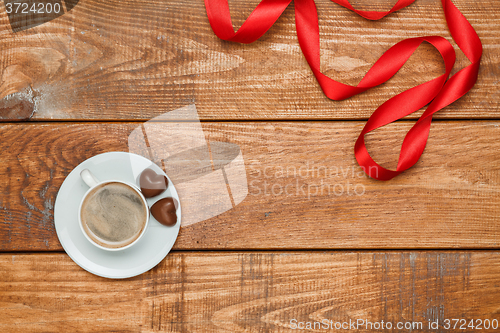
(151, 197, 178, 227)
(139, 168, 169, 198)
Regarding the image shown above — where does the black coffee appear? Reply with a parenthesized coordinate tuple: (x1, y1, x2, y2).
(81, 182, 147, 248)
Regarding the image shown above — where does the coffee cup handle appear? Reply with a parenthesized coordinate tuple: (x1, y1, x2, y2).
(81, 169, 100, 188)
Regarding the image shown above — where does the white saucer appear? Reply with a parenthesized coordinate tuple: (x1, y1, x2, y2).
(54, 152, 181, 279)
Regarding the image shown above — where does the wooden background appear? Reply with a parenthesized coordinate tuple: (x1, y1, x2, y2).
(1, 0, 499, 331)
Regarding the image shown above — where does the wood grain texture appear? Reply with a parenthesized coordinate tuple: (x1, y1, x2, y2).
(1, 251, 500, 332)
(0, 121, 499, 251)
(0, 0, 497, 120)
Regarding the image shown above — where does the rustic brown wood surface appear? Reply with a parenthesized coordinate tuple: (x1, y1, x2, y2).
(0, 0, 499, 330)
(0, 0, 498, 121)
(0, 121, 498, 251)
(1, 251, 500, 332)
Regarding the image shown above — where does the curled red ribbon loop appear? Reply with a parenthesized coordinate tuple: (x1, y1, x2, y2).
(204, 0, 292, 43)
(331, 0, 415, 20)
(204, 0, 482, 180)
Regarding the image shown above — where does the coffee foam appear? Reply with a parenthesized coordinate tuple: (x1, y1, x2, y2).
(81, 182, 147, 248)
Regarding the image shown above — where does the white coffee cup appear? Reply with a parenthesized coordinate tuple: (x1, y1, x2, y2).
(79, 169, 150, 251)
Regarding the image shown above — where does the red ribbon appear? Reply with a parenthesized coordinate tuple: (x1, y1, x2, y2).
(204, 0, 482, 180)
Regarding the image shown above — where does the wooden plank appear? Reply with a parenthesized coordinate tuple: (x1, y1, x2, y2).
(0, 121, 499, 251)
(1, 251, 500, 332)
(0, 0, 497, 120)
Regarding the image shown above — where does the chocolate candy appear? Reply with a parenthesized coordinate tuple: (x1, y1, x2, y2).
(151, 197, 178, 227)
(139, 168, 169, 198)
